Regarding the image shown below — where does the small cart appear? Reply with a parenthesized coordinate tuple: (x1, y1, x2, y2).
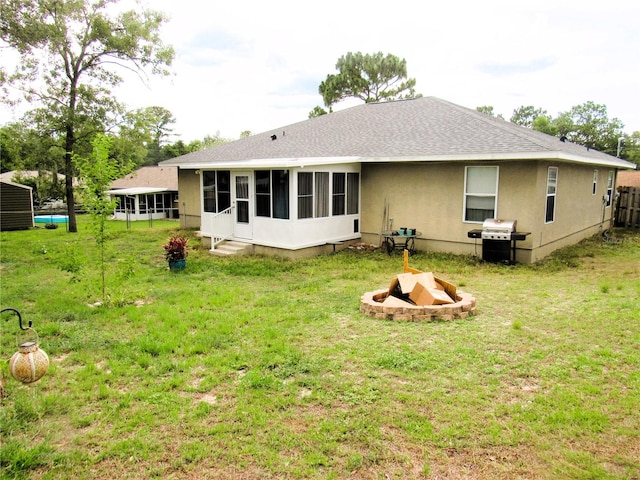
(381, 229, 421, 256)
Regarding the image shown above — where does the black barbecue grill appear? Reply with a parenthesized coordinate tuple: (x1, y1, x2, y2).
(468, 219, 530, 264)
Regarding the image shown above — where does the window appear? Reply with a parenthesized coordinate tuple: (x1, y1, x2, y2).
(606, 171, 614, 207)
(147, 195, 156, 213)
(236, 176, 249, 223)
(332, 173, 346, 215)
(114, 195, 126, 213)
(298, 172, 331, 219)
(256, 170, 289, 219)
(464, 166, 498, 222)
(218, 172, 231, 211)
(203, 171, 216, 212)
(592, 170, 598, 195)
(255, 170, 271, 217)
(272, 170, 289, 219)
(347, 173, 359, 214)
(298, 172, 313, 219)
(315, 172, 329, 217)
(116, 195, 134, 213)
(545, 166, 558, 223)
(155, 193, 164, 212)
(203, 171, 231, 213)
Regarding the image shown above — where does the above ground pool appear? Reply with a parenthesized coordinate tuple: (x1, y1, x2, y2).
(34, 215, 69, 224)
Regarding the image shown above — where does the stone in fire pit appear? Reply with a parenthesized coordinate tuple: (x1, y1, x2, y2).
(360, 252, 476, 322)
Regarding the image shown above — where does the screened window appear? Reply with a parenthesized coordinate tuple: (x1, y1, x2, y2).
(255, 170, 271, 217)
(236, 176, 249, 223)
(256, 170, 289, 219)
(297, 172, 331, 219)
(464, 166, 498, 222)
(217, 171, 231, 211)
(272, 170, 289, 219)
(116, 195, 134, 213)
(155, 193, 164, 212)
(332, 173, 346, 215)
(545, 166, 558, 223)
(315, 172, 330, 217)
(203, 171, 231, 213)
(606, 171, 614, 207)
(203, 171, 216, 212)
(347, 173, 359, 214)
(592, 170, 598, 195)
(147, 195, 156, 213)
(114, 195, 126, 213)
(298, 172, 313, 219)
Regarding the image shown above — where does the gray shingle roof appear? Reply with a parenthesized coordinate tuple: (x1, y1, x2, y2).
(161, 97, 634, 169)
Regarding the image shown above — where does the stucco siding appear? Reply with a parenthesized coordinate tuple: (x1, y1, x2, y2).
(530, 163, 614, 261)
(361, 161, 617, 263)
(178, 169, 201, 228)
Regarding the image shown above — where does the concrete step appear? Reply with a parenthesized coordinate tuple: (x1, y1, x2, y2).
(210, 240, 253, 256)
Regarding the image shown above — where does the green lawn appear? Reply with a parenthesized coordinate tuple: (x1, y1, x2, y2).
(1, 218, 639, 479)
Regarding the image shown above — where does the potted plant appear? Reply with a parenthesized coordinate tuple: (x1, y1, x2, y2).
(163, 236, 188, 270)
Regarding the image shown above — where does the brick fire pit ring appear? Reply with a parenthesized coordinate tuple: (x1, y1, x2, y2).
(360, 289, 477, 322)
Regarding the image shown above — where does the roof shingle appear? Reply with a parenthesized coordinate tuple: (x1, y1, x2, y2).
(110, 166, 178, 190)
(161, 97, 634, 169)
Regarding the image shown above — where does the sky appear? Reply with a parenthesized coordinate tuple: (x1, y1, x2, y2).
(2, 0, 640, 143)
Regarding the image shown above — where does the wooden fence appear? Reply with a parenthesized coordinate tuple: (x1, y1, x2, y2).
(614, 186, 640, 229)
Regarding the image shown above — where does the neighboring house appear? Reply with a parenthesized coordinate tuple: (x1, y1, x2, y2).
(617, 170, 640, 187)
(0, 181, 34, 231)
(107, 166, 179, 221)
(0, 170, 74, 186)
(159, 97, 635, 263)
(0, 170, 49, 183)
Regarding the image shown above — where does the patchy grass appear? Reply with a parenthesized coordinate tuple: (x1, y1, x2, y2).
(1, 219, 639, 479)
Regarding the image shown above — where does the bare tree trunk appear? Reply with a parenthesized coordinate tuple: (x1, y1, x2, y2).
(65, 125, 78, 233)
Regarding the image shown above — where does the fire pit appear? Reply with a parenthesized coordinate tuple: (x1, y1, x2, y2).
(360, 253, 476, 322)
(360, 289, 476, 321)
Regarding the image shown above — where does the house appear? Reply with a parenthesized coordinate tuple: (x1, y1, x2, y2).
(0, 170, 71, 207)
(0, 181, 34, 231)
(107, 166, 179, 221)
(159, 97, 635, 262)
(617, 170, 640, 187)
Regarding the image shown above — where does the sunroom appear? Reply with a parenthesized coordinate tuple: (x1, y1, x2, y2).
(198, 161, 361, 251)
(107, 187, 179, 221)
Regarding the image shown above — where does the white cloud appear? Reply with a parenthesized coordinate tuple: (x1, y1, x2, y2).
(2, 0, 639, 141)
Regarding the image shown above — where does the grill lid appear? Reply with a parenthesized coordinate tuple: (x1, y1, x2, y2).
(482, 218, 517, 233)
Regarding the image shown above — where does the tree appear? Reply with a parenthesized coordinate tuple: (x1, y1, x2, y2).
(0, 121, 66, 203)
(308, 106, 328, 118)
(475, 106, 504, 120)
(74, 134, 133, 302)
(619, 131, 640, 165)
(133, 106, 175, 165)
(511, 105, 548, 128)
(0, 0, 174, 232)
(553, 102, 624, 156)
(532, 115, 558, 136)
(160, 140, 191, 159)
(317, 52, 420, 110)
(120, 106, 176, 165)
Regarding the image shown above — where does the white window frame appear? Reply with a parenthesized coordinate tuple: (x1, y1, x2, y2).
(606, 171, 614, 207)
(545, 166, 558, 224)
(463, 166, 499, 223)
(592, 169, 598, 195)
